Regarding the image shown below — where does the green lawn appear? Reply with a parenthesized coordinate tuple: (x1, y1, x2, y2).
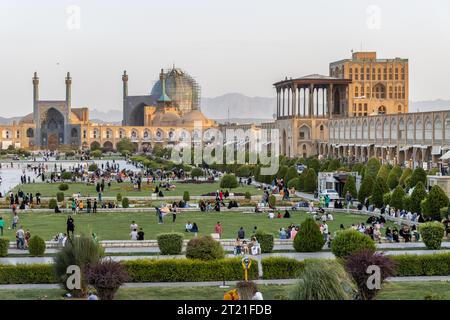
(0, 285, 289, 300)
(0, 211, 372, 241)
(0, 281, 449, 300)
(376, 281, 450, 300)
(12, 182, 263, 198)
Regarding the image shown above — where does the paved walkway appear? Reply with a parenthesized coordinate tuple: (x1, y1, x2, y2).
(2, 249, 450, 265)
(1, 276, 450, 291)
(7, 241, 450, 256)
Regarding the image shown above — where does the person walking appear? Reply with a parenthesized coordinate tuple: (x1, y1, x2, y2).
(93, 200, 98, 213)
(66, 215, 75, 238)
(237, 227, 245, 240)
(11, 213, 19, 230)
(0, 216, 3, 236)
(16, 226, 25, 250)
(215, 222, 223, 238)
(172, 210, 177, 223)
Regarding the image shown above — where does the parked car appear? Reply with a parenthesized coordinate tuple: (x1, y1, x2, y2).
(319, 189, 340, 200)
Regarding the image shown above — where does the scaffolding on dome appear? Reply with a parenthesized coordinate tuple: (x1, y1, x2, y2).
(161, 67, 202, 112)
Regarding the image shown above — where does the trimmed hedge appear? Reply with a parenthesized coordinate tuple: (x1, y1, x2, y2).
(157, 233, 184, 255)
(58, 183, 69, 191)
(28, 236, 46, 257)
(255, 231, 274, 253)
(420, 222, 445, 250)
(122, 197, 130, 208)
(392, 253, 450, 276)
(2, 254, 450, 284)
(0, 264, 56, 284)
(261, 257, 304, 279)
(331, 229, 376, 258)
(56, 192, 65, 202)
(186, 236, 224, 261)
(0, 238, 8, 257)
(123, 258, 259, 282)
(48, 199, 57, 209)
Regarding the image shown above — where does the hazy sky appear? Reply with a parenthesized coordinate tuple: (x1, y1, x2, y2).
(0, 0, 449, 117)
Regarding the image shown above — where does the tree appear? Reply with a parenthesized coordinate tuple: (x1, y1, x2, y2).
(408, 167, 427, 189)
(390, 186, 405, 210)
(366, 157, 381, 178)
(376, 164, 390, 185)
(297, 171, 306, 191)
(327, 159, 341, 172)
(236, 165, 251, 178)
(90, 141, 101, 151)
(190, 167, 203, 180)
(387, 165, 402, 190)
(284, 166, 299, 185)
(407, 181, 427, 214)
(117, 138, 135, 154)
(371, 179, 385, 208)
(358, 174, 374, 204)
(303, 168, 317, 193)
(422, 185, 449, 220)
(277, 165, 288, 180)
(342, 175, 357, 199)
(220, 174, 238, 189)
(376, 176, 389, 195)
(351, 163, 365, 175)
(305, 158, 320, 174)
(293, 218, 325, 252)
(399, 168, 412, 187)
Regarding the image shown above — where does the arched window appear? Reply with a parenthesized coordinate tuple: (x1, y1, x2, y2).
(356, 121, 362, 139)
(407, 119, 414, 141)
(71, 128, 78, 138)
(351, 122, 356, 140)
(391, 119, 397, 140)
(363, 121, 368, 140)
(26, 128, 34, 138)
(369, 120, 375, 140)
(299, 125, 311, 140)
(373, 83, 386, 99)
(415, 120, 423, 141)
(398, 119, 405, 140)
(424, 119, 432, 141)
(398, 105, 403, 113)
(375, 120, 382, 140)
(378, 106, 387, 115)
(435, 118, 443, 141)
(383, 119, 389, 140)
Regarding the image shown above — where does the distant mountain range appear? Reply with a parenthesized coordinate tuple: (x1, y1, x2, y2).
(1, 95, 449, 125)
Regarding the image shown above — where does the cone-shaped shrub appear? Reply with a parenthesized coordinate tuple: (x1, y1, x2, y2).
(293, 218, 325, 252)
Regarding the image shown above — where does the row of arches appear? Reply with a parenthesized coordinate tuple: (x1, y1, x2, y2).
(330, 113, 450, 142)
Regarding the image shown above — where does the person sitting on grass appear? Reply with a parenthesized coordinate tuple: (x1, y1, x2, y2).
(190, 222, 199, 235)
(283, 210, 291, 218)
(254, 203, 262, 213)
(185, 221, 193, 232)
